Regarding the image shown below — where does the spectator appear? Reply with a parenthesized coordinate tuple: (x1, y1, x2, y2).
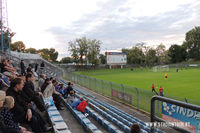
(66, 90, 75, 105)
(72, 97, 83, 109)
(38, 74, 46, 91)
(0, 91, 21, 133)
(7, 60, 14, 68)
(64, 82, 74, 98)
(0, 59, 16, 77)
(40, 62, 45, 74)
(35, 63, 38, 72)
(43, 80, 64, 110)
(23, 73, 46, 112)
(1, 96, 32, 133)
(130, 123, 141, 133)
(27, 64, 33, 74)
(20, 60, 26, 76)
(58, 84, 66, 98)
(41, 78, 50, 93)
(77, 99, 88, 117)
(6, 78, 52, 133)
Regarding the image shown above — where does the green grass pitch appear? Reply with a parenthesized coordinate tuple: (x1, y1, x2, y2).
(76, 68, 200, 103)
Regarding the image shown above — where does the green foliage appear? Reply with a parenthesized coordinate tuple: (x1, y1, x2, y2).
(25, 48, 37, 54)
(168, 44, 187, 63)
(38, 48, 58, 62)
(184, 26, 200, 60)
(11, 41, 26, 52)
(99, 54, 106, 64)
(68, 37, 101, 65)
(60, 57, 73, 63)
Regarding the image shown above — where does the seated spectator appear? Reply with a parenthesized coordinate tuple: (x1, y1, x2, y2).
(55, 82, 60, 91)
(0, 90, 21, 133)
(72, 97, 83, 109)
(41, 78, 50, 93)
(0, 59, 16, 77)
(1, 96, 32, 133)
(58, 84, 65, 98)
(130, 123, 141, 133)
(43, 80, 63, 110)
(66, 90, 75, 105)
(26, 64, 33, 74)
(77, 99, 88, 117)
(64, 82, 75, 98)
(38, 74, 45, 91)
(6, 78, 52, 133)
(23, 73, 46, 112)
(0, 73, 10, 87)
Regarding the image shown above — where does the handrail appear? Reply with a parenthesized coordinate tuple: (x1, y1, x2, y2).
(151, 95, 200, 133)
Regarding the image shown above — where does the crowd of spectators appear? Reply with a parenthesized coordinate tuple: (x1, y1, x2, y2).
(0, 58, 55, 133)
(0, 57, 141, 133)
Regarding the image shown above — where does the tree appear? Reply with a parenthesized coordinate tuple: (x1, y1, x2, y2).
(11, 41, 26, 52)
(145, 48, 157, 66)
(87, 39, 101, 65)
(168, 44, 187, 63)
(156, 43, 169, 64)
(184, 26, 200, 60)
(38, 48, 50, 61)
(60, 57, 73, 63)
(129, 46, 145, 64)
(69, 37, 88, 63)
(99, 54, 106, 64)
(49, 48, 58, 62)
(68, 37, 101, 64)
(38, 48, 58, 62)
(25, 48, 37, 54)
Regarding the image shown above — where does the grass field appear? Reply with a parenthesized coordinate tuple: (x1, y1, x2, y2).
(75, 68, 200, 102)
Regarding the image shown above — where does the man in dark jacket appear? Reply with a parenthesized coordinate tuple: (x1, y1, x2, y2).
(23, 73, 46, 112)
(20, 60, 26, 76)
(6, 78, 51, 133)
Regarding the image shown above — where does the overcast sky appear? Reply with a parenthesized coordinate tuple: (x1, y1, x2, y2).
(7, 0, 200, 60)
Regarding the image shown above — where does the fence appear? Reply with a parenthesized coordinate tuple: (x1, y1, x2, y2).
(64, 71, 200, 117)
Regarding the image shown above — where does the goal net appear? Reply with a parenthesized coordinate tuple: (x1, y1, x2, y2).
(153, 65, 169, 72)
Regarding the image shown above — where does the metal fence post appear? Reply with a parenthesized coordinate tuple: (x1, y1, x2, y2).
(95, 78, 97, 92)
(102, 80, 104, 95)
(157, 101, 160, 117)
(121, 84, 125, 102)
(110, 82, 113, 98)
(136, 88, 139, 110)
(89, 77, 91, 89)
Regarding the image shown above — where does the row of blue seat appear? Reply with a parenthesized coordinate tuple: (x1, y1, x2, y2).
(58, 79, 164, 133)
(75, 93, 148, 133)
(43, 97, 71, 133)
(85, 106, 124, 133)
(64, 101, 102, 133)
(93, 99, 164, 133)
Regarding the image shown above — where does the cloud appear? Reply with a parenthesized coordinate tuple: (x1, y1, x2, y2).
(44, 0, 200, 58)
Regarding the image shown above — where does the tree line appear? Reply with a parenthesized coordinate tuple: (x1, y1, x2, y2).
(62, 26, 200, 66)
(10, 41, 58, 62)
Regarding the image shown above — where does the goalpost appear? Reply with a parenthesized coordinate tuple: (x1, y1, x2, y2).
(153, 65, 169, 72)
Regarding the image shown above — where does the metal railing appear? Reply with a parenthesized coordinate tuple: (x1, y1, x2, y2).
(151, 95, 200, 133)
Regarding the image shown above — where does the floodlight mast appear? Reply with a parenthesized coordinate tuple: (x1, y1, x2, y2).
(0, 0, 10, 53)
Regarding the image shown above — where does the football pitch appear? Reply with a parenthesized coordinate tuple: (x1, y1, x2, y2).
(76, 68, 200, 103)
